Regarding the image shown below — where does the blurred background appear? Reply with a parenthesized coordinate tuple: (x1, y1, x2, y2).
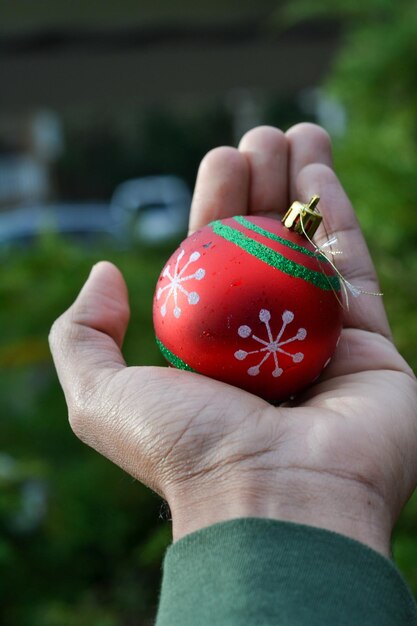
(1, 1, 416, 624)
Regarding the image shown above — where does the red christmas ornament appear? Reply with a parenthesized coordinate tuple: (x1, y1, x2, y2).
(153, 196, 343, 404)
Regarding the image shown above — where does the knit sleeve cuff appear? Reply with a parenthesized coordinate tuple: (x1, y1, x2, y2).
(156, 518, 417, 626)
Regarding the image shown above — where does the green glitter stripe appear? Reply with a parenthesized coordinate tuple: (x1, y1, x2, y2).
(211, 221, 340, 291)
(155, 337, 196, 372)
(233, 215, 319, 259)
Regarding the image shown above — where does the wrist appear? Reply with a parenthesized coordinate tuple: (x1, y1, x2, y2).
(168, 469, 392, 556)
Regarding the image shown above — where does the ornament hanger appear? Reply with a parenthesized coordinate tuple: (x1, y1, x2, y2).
(282, 195, 383, 308)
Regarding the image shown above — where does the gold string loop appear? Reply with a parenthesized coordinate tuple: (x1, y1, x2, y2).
(283, 195, 383, 310)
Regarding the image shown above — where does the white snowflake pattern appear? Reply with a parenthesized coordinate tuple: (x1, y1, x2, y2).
(234, 309, 307, 377)
(157, 249, 205, 318)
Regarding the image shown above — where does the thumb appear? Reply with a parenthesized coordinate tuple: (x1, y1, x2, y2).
(49, 261, 129, 406)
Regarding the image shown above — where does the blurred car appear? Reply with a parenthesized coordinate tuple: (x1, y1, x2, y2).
(0, 202, 116, 249)
(110, 175, 191, 243)
(0, 175, 191, 249)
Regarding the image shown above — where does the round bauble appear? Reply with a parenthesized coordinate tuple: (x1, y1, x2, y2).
(153, 214, 343, 404)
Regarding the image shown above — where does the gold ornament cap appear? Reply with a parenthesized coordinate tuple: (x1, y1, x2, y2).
(282, 195, 322, 239)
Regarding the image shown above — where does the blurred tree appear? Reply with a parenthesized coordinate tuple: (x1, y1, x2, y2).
(278, 0, 417, 243)
(0, 238, 174, 625)
(279, 0, 417, 594)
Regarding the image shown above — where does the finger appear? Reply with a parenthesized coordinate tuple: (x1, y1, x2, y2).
(49, 261, 129, 405)
(238, 126, 289, 216)
(286, 123, 333, 202)
(296, 163, 392, 339)
(188, 147, 249, 234)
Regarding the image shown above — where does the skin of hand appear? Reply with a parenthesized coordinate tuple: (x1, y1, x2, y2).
(49, 124, 417, 557)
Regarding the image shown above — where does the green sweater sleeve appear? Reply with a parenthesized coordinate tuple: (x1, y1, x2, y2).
(155, 518, 417, 626)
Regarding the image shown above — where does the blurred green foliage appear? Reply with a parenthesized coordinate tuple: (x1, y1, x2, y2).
(283, 0, 417, 595)
(0, 237, 176, 625)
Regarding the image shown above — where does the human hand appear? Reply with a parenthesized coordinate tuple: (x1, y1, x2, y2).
(49, 124, 417, 557)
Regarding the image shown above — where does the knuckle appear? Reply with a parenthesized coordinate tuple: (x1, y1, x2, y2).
(66, 367, 117, 445)
(48, 315, 65, 350)
(49, 309, 83, 351)
(67, 382, 100, 442)
(67, 404, 88, 441)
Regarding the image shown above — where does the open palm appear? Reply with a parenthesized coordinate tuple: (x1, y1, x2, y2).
(50, 124, 417, 556)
